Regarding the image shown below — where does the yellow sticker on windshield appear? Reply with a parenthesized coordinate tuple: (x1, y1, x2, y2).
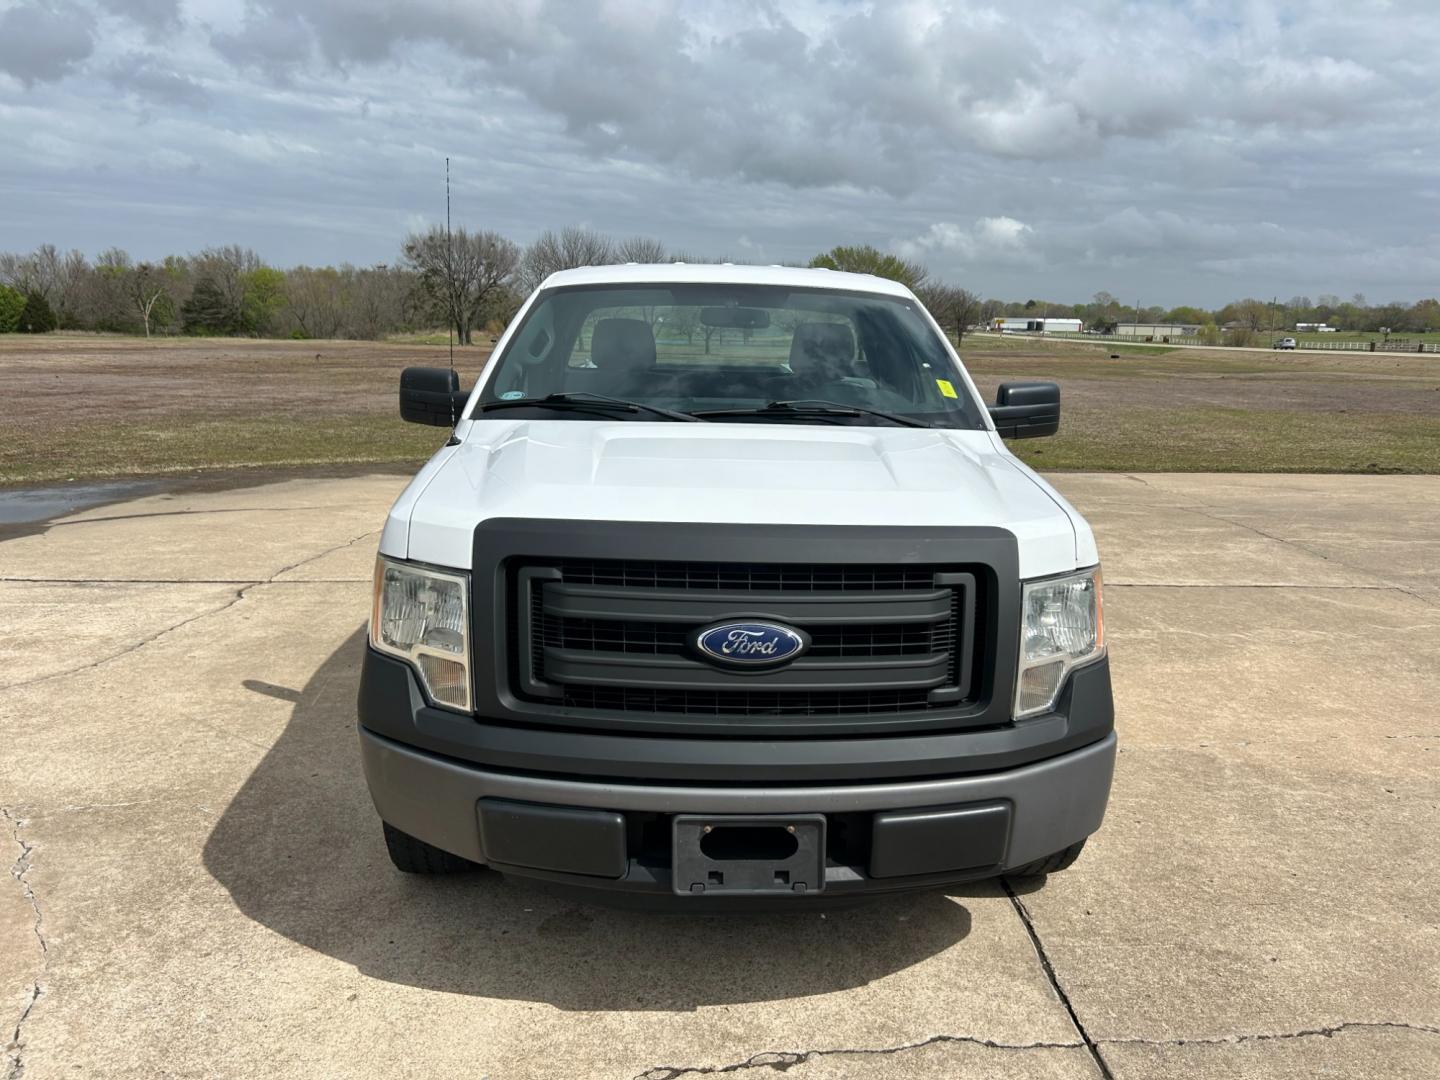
(936, 379, 958, 398)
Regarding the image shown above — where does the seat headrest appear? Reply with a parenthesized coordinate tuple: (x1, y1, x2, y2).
(591, 318, 656, 370)
(788, 321, 857, 377)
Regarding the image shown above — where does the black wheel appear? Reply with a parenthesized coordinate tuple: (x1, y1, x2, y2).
(1006, 839, 1087, 879)
(382, 822, 481, 874)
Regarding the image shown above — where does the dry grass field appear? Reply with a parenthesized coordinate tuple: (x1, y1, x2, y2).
(2, 332, 1438, 486)
(964, 334, 1440, 473)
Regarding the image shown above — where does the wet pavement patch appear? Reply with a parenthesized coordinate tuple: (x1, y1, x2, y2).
(0, 479, 164, 539)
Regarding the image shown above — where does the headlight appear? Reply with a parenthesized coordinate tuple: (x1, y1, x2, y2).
(370, 557, 471, 711)
(1015, 567, 1104, 718)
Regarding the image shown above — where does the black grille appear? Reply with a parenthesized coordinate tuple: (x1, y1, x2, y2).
(551, 559, 939, 592)
(559, 685, 936, 716)
(513, 557, 981, 720)
(539, 616, 943, 658)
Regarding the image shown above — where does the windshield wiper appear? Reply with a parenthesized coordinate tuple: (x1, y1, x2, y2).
(476, 392, 704, 423)
(691, 399, 932, 428)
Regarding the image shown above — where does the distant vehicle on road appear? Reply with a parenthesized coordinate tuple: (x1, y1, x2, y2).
(1273, 337, 1297, 350)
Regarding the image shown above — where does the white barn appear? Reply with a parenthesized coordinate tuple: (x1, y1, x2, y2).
(990, 317, 1083, 333)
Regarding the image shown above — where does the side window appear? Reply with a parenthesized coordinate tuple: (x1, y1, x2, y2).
(487, 301, 557, 396)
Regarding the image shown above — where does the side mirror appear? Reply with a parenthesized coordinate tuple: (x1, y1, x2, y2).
(400, 367, 468, 426)
(989, 381, 1060, 439)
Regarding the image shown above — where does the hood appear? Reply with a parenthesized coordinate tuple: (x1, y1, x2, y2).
(385, 420, 1086, 578)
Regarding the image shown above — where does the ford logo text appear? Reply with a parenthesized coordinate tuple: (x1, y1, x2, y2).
(693, 621, 809, 667)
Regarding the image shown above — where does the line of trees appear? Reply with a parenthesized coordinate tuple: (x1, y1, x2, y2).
(0, 230, 716, 341)
(2, 235, 1434, 342)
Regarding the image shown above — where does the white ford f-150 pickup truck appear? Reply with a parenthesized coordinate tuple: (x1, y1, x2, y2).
(359, 263, 1113, 907)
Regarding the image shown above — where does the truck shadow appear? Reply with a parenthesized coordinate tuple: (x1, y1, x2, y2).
(203, 628, 982, 1011)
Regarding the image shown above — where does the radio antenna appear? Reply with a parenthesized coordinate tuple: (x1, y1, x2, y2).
(446, 155, 456, 425)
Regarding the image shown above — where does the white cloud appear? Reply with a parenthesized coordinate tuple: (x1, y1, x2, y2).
(897, 217, 1035, 264)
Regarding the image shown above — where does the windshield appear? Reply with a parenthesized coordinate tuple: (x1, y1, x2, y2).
(473, 283, 987, 428)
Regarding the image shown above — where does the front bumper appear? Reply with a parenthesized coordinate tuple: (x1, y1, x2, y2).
(357, 656, 1117, 902)
(357, 728, 1111, 904)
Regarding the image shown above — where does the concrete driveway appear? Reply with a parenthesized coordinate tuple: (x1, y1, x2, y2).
(2, 472, 1437, 1079)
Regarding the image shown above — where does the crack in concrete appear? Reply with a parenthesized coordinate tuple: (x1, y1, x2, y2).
(3, 810, 46, 1080)
(5, 986, 39, 1080)
(633, 1018, 1440, 1079)
(1171, 503, 1437, 608)
(0, 530, 378, 693)
(633, 1032, 1087, 1079)
(265, 528, 379, 582)
(1105, 582, 1411, 591)
(1101, 1020, 1440, 1049)
(0, 591, 250, 692)
(1003, 878, 1116, 1079)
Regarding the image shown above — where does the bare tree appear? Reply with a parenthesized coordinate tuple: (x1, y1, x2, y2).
(128, 263, 173, 338)
(189, 245, 264, 333)
(346, 264, 417, 340)
(92, 249, 171, 337)
(283, 266, 346, 339)
(1234, 298, 1270, 331)
(615, 236, 666, 264)
(89, 247, 137, 330)
(518, 226, 614, 294)
(917, 283, 981, 343)
(403, 226, 520, 345)
(0, 245, 90, 326)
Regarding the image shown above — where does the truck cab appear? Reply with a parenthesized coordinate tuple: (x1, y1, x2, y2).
(359, 264, 1113, 905)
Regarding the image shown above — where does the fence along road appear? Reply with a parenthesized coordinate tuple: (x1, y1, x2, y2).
(971, 331, 1440, 356)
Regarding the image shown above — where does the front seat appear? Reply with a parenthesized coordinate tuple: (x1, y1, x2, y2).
(788, 321, 858, 390)
(590, 317, 656, 395)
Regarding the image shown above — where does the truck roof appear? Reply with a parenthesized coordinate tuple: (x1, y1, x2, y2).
(539, 262, 916, 298)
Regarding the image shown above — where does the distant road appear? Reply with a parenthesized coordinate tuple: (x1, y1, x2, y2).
(966, 331, 1435, 358)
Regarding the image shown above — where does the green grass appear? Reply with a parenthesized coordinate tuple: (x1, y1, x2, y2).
(1009, 406, 1440, 474)
(962, 333, 1180, 356)
(3, 334, 1437, 486)
(0, 413, 454, 486)
(385, 331, 500, 347)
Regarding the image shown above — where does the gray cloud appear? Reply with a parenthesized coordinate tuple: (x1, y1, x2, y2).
(107, 52, 210, 107)
(0, 0, 94, 86)
(96, 0, 182, 32)
(198, 0, 1435, 185)
(211, 7, 313, 80)
(1, 0, 1438, 306)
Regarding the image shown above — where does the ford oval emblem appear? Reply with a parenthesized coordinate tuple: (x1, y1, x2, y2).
(693, 621, 809, 667)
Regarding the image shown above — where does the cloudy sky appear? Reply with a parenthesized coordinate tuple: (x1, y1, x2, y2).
(1, 0, 1437, 306)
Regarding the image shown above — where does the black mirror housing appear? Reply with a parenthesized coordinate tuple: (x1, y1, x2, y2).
(989, 381, 1060, 439)
(400, 367, 467, 426)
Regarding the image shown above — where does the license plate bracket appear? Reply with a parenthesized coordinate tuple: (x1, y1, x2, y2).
(672, 814, 826, 896)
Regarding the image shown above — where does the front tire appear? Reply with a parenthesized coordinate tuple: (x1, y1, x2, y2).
(1006, 839, 1087, 880)
(382, 822, 481, 874)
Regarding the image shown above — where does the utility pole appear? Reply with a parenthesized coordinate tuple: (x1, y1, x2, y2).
(446, 156, 455, 424)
